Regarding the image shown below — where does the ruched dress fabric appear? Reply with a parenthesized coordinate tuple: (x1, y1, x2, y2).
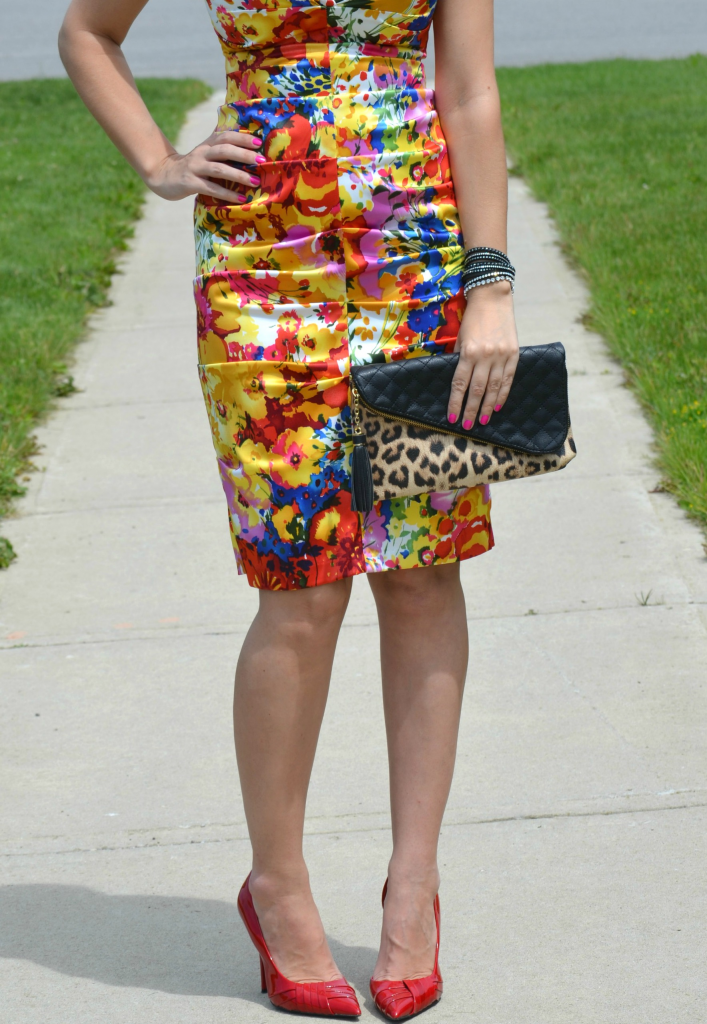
(196, 0, 494, 590)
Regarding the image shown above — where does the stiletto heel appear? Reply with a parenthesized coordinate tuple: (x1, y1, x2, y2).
(238, 873, 361, 1017)
(369, 880, 443, 1020)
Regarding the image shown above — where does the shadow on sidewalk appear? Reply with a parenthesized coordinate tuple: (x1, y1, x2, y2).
(0, 884, 376, 1001)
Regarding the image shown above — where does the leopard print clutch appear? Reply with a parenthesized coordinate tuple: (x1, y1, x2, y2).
(349, 344, 577, 511)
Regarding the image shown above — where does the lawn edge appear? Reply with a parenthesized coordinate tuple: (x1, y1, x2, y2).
(0, 79, 211, 569)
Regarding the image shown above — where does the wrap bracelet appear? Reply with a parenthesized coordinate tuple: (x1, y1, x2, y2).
(462, 246, 516, 296)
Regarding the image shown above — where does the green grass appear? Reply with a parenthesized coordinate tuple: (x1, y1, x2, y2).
(0, 77, 210, 567)
(497, 56, 707, 531)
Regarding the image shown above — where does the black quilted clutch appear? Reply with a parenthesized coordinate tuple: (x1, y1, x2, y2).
(348, 343, 576, 512)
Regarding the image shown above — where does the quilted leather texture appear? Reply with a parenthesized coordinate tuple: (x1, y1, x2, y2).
(351, 343, 570, 455)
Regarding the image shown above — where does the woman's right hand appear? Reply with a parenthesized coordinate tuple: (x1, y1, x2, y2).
(146, 130, 265, 203)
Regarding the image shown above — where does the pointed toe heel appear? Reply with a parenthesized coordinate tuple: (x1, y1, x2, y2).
(238, 874, 361, 1018)
(369, 881, 443, 1021)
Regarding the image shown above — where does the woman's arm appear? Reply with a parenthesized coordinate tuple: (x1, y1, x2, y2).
(58, 0, 261, 203)
(434, 0, 519, 427)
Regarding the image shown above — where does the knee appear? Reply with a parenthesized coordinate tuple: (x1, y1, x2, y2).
(260, 577, 352, 641)
(300, 579, 352, 626)
(372, 564, 461, 617)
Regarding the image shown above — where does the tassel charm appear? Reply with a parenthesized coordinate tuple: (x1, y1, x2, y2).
(350, 383, 374, 514)
(351, 433, 374, 514)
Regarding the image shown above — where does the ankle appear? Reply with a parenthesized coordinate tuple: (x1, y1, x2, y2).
(249, 863, 311, 902)
(386, 860, 440, 898)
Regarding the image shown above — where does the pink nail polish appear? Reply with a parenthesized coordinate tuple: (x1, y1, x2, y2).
(494, 404, 502, 412)
(236, 193, 247, 202)
(249, 175, 260, 186)
(462, 419, 472, 430)
(251, 137, 262, 147)
(254, 154, 267, 164)
(480, 414, 490, 426)
(448, 413, 457, 424)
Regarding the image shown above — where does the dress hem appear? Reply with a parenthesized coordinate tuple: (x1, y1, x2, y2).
(233, 526, 495, 591)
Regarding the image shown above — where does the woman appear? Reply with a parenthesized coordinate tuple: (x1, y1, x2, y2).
(60, 0, 519, 1017)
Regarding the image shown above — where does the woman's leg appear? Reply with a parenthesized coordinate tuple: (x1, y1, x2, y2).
(367, 562, 469, 980)
(235, 576, 353, 983)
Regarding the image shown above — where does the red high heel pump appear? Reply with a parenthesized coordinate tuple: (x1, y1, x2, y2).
(369, 880, 443, 1020)
(237, 874, 361, 1018)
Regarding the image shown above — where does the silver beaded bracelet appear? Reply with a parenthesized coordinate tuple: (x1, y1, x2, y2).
(463, 273, 515, 296)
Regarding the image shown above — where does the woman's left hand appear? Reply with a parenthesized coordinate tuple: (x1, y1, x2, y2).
(447, 282, 520, 428)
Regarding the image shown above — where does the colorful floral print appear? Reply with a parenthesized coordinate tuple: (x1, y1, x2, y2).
(196, 0, 494, 590)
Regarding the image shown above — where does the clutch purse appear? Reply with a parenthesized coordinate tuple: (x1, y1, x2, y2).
(349, 342, 576, 513)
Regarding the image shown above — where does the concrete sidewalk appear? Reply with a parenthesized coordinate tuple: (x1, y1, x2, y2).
(1, 96, 706, 1023)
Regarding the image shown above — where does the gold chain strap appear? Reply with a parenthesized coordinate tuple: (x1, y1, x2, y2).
(350, 382, 364, 436)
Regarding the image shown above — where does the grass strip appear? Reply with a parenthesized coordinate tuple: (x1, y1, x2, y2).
(0, 77, 210, 566)
(498, 56, 707, 532)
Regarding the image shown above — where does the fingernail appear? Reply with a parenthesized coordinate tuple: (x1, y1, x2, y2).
(251, 137, 262, 147)
(236, 193, 247, 202)
(480, 414, 489, 425)
(494, 404, 502, 412)
(448, 413, 457, 424)
(254, 154, 267, 164)
(249, 175, 260, 185)
(463, 419, 472, 430)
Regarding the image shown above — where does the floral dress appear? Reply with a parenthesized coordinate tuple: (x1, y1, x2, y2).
(195, 0, 494, 590)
